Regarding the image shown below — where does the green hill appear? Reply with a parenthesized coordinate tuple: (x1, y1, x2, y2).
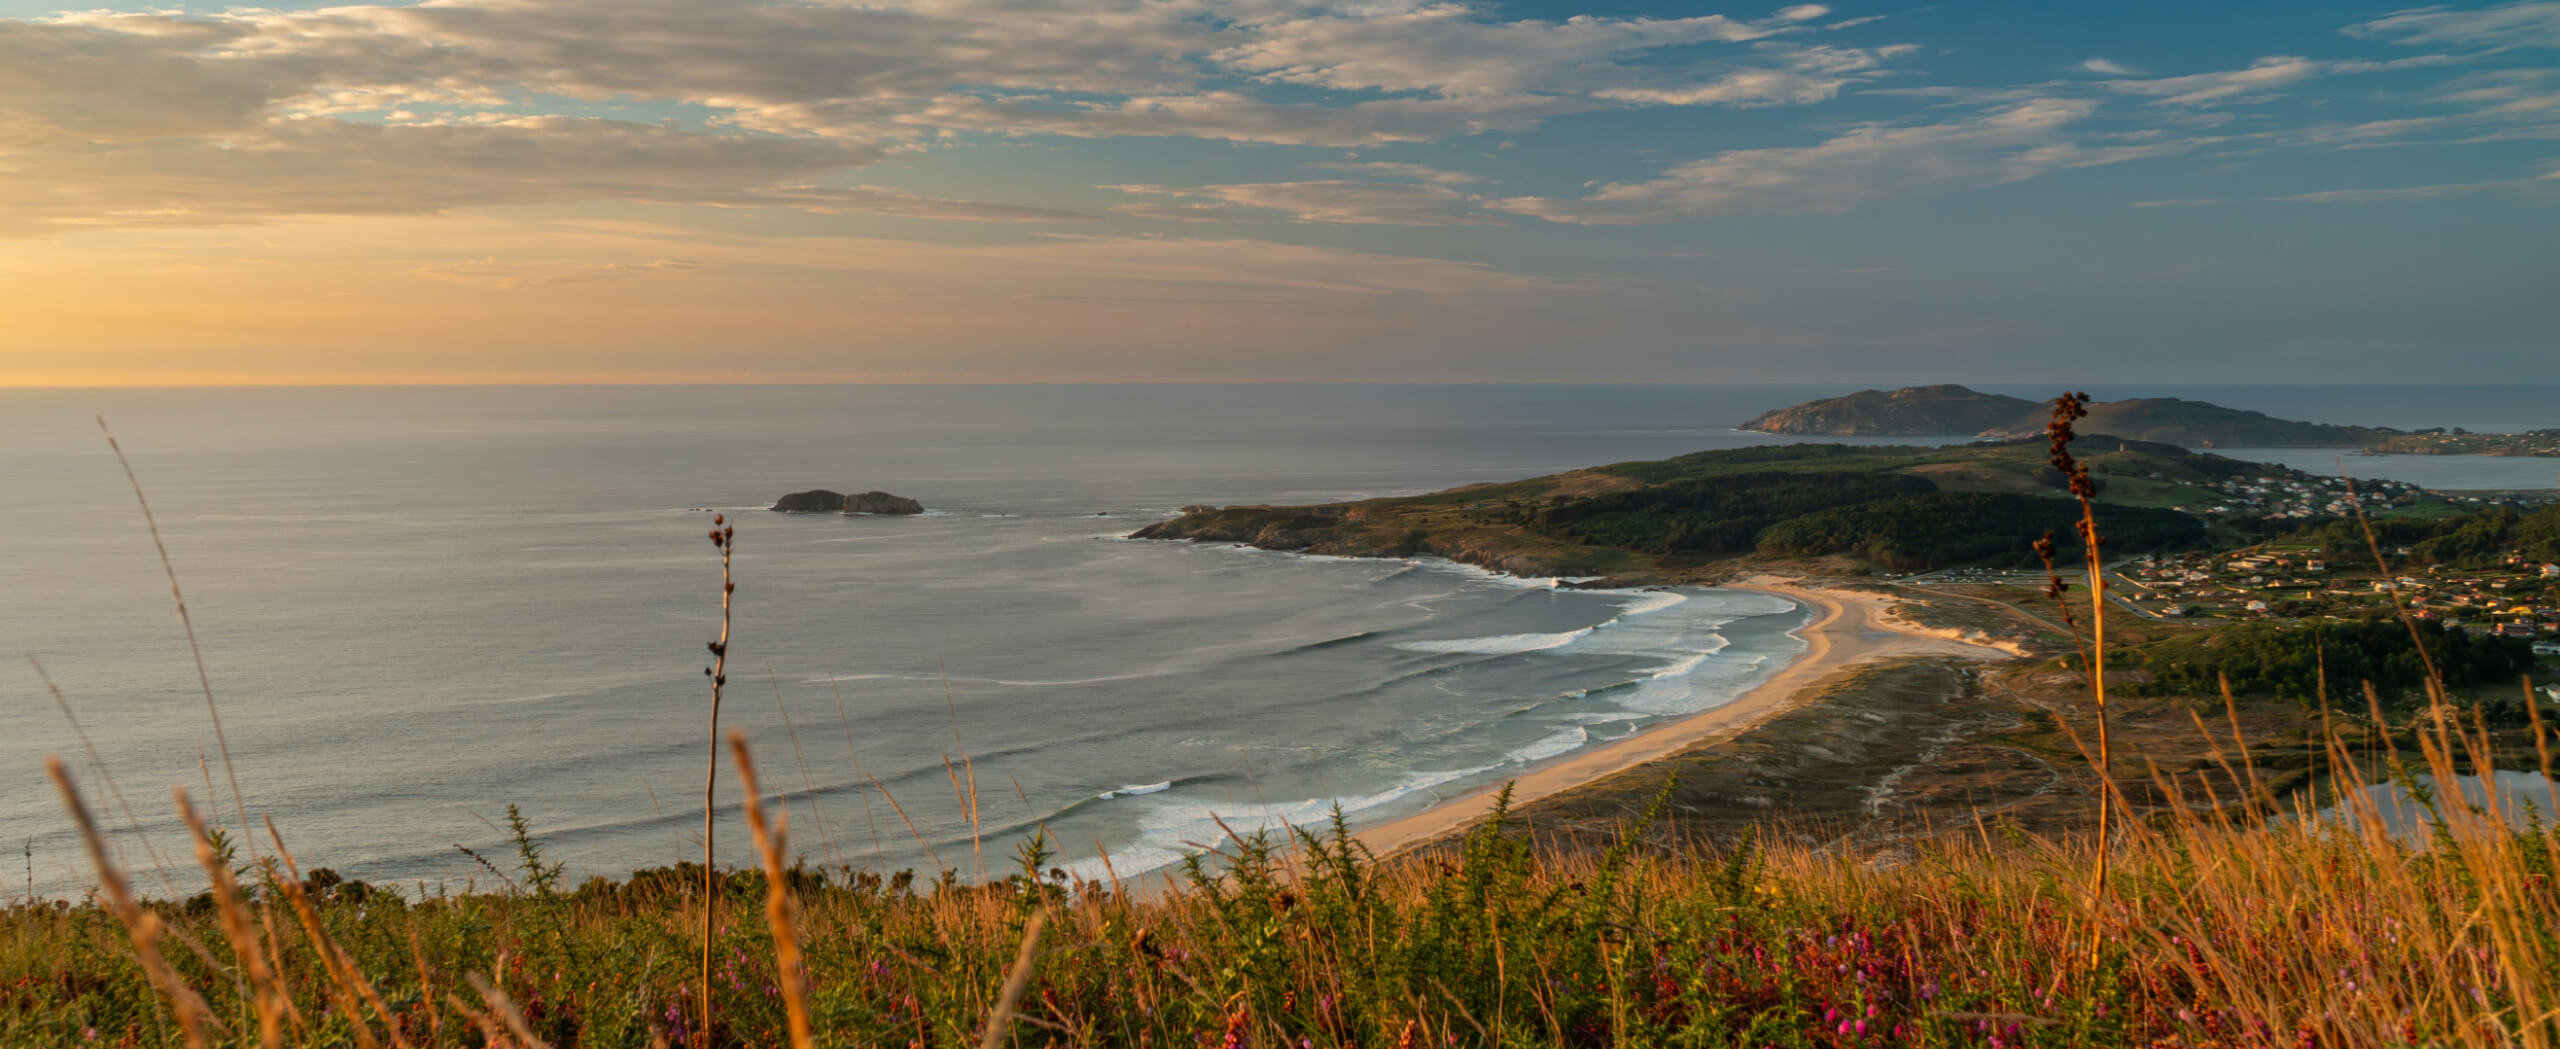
(1133, 438, 2246, 580)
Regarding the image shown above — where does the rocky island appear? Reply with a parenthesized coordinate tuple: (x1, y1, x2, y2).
(1743, 384, 2399, 448)
(770, 489, 925, 514)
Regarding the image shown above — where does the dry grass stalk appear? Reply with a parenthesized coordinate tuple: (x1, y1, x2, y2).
(765, 669, 840, 866)
(98, 416, 255, 855)
(699, 513, 735, 1049)
(46, 756, 215, 1049)
(979, 910, 1050, 1049)
(467, 971, 553, 1049)
(175, 790, 286, 1049)
(32, 656, 181, 897)
(263, 816, 407, 1049)
(827, 674, 891, 868)
(728, 731, 816, 1049)
(444, 991, 512, 1047)
(408, 927, 443, 1046)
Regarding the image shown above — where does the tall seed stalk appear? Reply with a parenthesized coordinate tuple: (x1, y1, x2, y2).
(700, 514, 735, 1049)
(2038, 393, 2113, 957)
(101, 417, 254, 856)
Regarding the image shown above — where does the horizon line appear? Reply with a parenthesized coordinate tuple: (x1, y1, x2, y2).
(10, 378, 2557, 391)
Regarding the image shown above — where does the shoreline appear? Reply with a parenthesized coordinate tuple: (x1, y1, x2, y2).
(1353, 577, 2019, 859)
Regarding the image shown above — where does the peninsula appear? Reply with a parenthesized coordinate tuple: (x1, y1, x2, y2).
(1743, 385, 2398, 448)
(1131, 438, 2234, 582)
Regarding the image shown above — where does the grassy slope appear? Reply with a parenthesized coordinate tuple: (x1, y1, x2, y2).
(13, 713, 2557, 1049)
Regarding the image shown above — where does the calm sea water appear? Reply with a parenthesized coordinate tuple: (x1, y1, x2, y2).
(2, 384, 2552, 899)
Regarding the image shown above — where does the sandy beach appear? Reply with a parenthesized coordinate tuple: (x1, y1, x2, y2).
(1354, 578, 2019, 858)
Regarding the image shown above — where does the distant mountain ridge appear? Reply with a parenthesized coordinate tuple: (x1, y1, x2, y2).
(1743, 385, 2397, 448)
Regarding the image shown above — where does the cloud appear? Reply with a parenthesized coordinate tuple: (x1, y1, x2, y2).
(1197, 3, 1916, 116)
(0, 113, 1091, 235)
(2344, 2, 2560, 49)
(1107, 201, 1255, 223)
(1108, 180, 1501, 225)
(2134, 160, 2560, 206)
(2272, 69, 2560, 149)
(0, 0, 1927, 236)
(901, 90, 1601, 147)
(2095, 55, 2322, 106)
(1589, 44, 1920, 106)
(415, 257, 710, 289)
(2080, 58, 2142, 76)
(1493, 98, 2193, 224)
(1210, 4, 1792, 96)
(720, 187, 1095, 222)
(2269, 160, 2560, 203)
(1309, 161, 1483, 184)
(2089, 53, 2460, 108)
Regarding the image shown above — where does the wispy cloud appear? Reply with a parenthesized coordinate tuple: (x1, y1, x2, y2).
(415, 257, 710, 289)
(1309, 161, 1484, 184)
(1108, 180, 1501, 226)
(2134, 160, 2560, 206)
(2344, 1, 2560, 49)
(2094, 54, 2457, 108)
(0, 0, 1927, 233)
(1494, 98, 2194, 224)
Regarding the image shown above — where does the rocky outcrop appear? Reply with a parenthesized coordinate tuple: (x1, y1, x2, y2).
(772, 489, 848, 513)
(770, 489, 925, 515)
(1740, 385, 2037, 436)
(843, 491, 925, 515)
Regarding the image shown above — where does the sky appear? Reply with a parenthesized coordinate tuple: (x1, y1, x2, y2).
(0, 0, 2553, 385)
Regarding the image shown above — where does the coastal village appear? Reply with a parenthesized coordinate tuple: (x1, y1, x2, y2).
(2365, 428, 2560, 457)
(2117, 546, 2560, 649)
(2169, 471, 2556, 520)
(2143, 473, 2559, 644)
(2171, 473, 2428, 519)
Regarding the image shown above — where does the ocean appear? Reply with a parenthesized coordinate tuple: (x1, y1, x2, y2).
(3, 383, 2553, 899)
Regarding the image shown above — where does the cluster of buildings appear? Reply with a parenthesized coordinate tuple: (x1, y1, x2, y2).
(2170, 475, 2428, 521)
(2119, 550, 2560, 641)
(2365, 429, 2560, 458)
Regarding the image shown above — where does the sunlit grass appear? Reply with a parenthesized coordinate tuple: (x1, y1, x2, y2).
(12, 702, 2560, 1049)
